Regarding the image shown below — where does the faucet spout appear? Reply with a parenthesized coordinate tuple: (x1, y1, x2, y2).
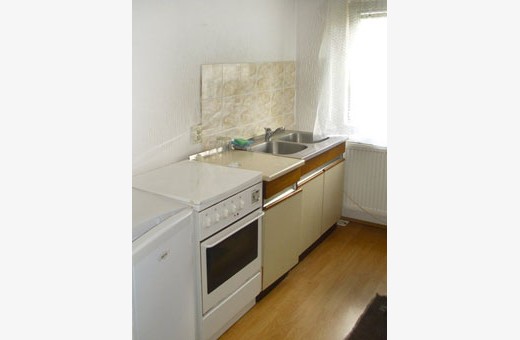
(264, 126, 285, 142)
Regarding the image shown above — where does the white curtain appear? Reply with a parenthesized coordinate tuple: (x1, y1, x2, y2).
(313, 0, 387, 147)
(312, 0, 349, 138)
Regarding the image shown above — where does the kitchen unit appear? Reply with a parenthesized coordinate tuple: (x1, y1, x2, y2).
(194, 131, 347, 292)
(133, 160, 263, 340)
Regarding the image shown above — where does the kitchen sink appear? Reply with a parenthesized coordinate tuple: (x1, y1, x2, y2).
(250, 141, 308, 155)
(274, 131, 329, 144)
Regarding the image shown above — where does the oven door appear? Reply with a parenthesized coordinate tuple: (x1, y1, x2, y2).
(200, 209, 263, 314)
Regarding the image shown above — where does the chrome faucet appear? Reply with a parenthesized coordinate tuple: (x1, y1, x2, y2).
(264, 126, 285, 142)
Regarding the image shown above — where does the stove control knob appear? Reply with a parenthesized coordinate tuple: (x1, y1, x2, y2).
(204, 216, 211, 228)
(223, 208, 229, 218)
(239, 200, 245, 210)
(215, 212, 220, 222)
(230, 204, 237, 213)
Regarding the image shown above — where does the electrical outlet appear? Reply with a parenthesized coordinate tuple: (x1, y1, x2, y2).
(191, 124, 202, 144)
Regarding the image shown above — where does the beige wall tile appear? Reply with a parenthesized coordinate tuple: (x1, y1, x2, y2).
(201, 64, 223, 99)
(257, 62, 284, 91)
(238, 63, 258, 95)
(271, 90, 285, 117)
(201, 98, 222, 130)
(223, 64, 241, 97)
(200, 61, 296, 146)
(284, 61, 296, 88)
(282, 87, 296, 115)
(248, 92, 271, 117)
(272, 62, 284, 90)
(256, 63, 273, 91)
(221, 96, 247, 129)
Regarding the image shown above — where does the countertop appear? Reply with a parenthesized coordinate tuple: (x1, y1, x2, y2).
(195, 150, 304, 182)
(192, 131, 346, 182)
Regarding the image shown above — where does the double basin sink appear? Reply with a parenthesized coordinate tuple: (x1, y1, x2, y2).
(249, 131, 329, 156)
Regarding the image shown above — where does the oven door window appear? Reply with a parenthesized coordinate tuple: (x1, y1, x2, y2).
(206, 220, 258, 294)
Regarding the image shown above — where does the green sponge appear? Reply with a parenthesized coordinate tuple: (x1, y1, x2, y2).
(232, 138, 252, 147)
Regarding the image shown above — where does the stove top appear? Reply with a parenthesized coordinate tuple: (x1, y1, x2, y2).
(132, 160, 262, 211)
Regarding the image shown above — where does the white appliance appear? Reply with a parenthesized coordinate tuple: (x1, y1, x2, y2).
(133, 160, 263, 340)
(132, 188, 197, 340)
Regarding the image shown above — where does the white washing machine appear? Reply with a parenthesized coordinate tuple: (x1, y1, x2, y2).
(132, 188, 197, 340)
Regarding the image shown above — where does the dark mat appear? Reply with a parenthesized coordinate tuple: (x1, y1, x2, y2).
(345, 294, 387, 340)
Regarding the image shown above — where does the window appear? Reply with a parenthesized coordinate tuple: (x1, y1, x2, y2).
(346, 10, 387, 147)
(312, 0, 387, 143)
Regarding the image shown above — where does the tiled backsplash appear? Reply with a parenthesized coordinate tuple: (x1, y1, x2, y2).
(200, 61, 296, 149)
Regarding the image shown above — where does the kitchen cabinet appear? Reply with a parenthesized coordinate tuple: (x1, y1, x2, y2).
(262, 189, 302, 290)
(298, 171, 324, 254)
(321, 159, 345, 234)
(297, 158, 344, 255)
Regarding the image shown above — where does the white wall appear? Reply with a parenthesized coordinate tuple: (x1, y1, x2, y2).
(133, 0, 296, 175)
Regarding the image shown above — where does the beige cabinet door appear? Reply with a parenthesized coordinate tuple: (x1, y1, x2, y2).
(262, 190, 302, 290)
(299, 173, 324, 255)
(321, 160, 345, 234)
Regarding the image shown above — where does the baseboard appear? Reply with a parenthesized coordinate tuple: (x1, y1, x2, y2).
(342, 216, 386, 229)
(343, 208, 386, 227)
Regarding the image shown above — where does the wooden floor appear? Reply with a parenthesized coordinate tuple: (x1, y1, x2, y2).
(219, 222, 387, 340)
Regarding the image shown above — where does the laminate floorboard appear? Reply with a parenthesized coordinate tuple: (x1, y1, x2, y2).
(219, 222, 387, 340)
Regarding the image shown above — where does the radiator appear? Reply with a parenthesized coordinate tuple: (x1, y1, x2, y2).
(343, 143, 387, 226)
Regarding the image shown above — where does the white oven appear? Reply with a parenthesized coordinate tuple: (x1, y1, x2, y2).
(200, 209, 263, 314)
(196, 181, 263, 340)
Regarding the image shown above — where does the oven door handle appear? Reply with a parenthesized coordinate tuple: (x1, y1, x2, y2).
(202, 210, 264, 249)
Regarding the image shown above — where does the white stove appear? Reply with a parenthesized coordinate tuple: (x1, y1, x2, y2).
(133, 160, 264, 340)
